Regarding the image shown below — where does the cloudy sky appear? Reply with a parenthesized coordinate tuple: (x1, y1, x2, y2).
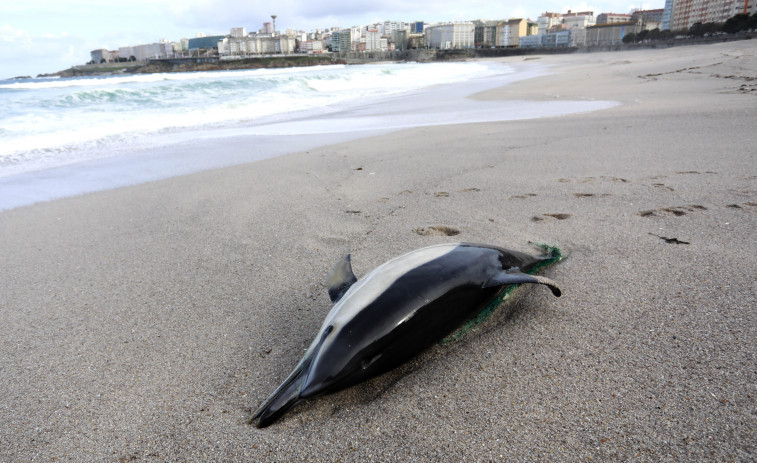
(1, 0, 656, 78)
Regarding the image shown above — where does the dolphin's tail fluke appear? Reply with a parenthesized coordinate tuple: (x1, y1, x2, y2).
(250, 367, 304, 428)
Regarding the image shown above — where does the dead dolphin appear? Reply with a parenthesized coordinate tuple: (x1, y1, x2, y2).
(251, 242, 561, 428)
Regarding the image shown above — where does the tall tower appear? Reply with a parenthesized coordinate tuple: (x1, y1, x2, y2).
(271, 15, 277, 35)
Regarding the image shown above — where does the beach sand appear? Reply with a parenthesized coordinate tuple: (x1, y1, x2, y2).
(1, 41, 755, 461)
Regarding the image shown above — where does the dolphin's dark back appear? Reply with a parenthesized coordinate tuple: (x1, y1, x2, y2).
(251, 243, 562, 428)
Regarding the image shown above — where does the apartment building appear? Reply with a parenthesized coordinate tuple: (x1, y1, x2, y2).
(596, 13, 633, 23)
(562, 11, 596, 29)
(669, 0, 757, 31)
(364, 29, 382, 51)
(390, 30, 409, 50)
(519, 30, 572, 47)
(662, 0, 675, 29)
(331, 29, 354, 52)
(230, 28, 247, 38)
(586, 21, 643, 45)
(561, 11, 596, 46)
(118, 41, 174, 61)
(299, 40, 324, 53)
(218, 35, 295, 56)
(495, 19, 528, 47)
(383, 21, 406, 36)
(424, 22, 476, 49)
(474, 20, 500, 47)
(538, 12, 563, 34)
(633, 9, 665, 24)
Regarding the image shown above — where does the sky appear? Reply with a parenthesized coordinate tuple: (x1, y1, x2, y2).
(1, 0, 657, 79)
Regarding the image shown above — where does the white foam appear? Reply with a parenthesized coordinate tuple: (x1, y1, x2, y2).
(0, 62, 619, 211)
(0, 62, 506, 166)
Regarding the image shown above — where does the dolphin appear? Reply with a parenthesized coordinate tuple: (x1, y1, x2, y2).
(251, 242, 562, 428)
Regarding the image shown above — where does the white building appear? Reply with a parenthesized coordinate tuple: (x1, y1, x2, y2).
(278, 35, 295, 54)
(537, 12, 563, 34)
(562, 11, 596, 30)
(364, 29, 382, 51)
(596, 13, 633, 24)
(520, 30, 572, 48)
(219, 35, 295, 56)
(383, 20, 406, 36)
(533, 10, 595, 47)
(230, 27, 247, 38)
(424, 22, 475, 49)
(300, 40, 324, 53)
(562, 11, 595, 46)
(117, 41, 174, 61)
(350, 26, 363, 47)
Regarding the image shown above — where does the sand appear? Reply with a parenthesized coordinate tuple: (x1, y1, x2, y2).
(1, 40, 756, 461)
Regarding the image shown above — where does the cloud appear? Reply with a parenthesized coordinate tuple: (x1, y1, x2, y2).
(0, 25, 88, 77)
(157, 0, 545, 33)
(0, 24, 31, 45)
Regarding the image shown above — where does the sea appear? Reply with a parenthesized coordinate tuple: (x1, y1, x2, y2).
(0, 61, 617, 211)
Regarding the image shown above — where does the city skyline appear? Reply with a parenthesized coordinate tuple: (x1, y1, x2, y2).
(1, 0, 658, 79)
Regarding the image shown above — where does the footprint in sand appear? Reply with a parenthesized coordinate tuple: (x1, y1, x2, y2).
(638, 205, 707, 217)
(558, 176, 628, 184)
(414, 226, 460, 236)
(532, 213, 572, 222)
(727, 202, 757, 209)
(573, 193, 611, 198)
(652, 183, 675, 192)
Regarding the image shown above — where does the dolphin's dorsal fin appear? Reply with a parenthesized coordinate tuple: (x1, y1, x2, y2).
(483, 270, 562, 297)
(326, 254, 358, 303)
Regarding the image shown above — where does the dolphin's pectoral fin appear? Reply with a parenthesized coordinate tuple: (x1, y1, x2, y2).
(326, 254, 358, 303)
(483, 271, 562, 297)
(250, 366, 305, 428)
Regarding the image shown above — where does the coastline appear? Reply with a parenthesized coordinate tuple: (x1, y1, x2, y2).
(0, 61, 616, 212)
(1, 41, 756, 461)
(39, 33, 756, 78)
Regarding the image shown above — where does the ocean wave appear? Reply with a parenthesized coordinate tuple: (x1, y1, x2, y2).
(0, 65, 345, 90)
(0, 62, 511, 169)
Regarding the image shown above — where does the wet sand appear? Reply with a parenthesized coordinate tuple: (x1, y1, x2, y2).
(1, 40, 756, 461)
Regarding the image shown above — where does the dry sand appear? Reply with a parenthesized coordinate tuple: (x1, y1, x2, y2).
(1, 41, 756, 461)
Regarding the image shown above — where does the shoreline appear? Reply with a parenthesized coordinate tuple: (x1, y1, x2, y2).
(1, 61, 617, 212)
(1, 41, 755, 460)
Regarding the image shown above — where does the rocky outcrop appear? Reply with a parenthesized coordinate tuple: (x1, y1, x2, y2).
(49, 55, 346, 77)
